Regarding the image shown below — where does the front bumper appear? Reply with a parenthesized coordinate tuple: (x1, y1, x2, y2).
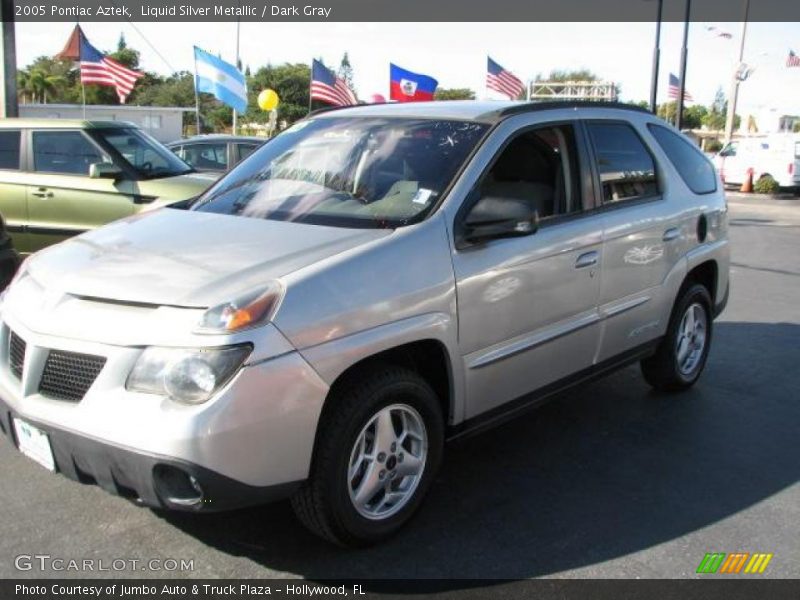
(0, 304, 330, 511)
(0, 396, 299, 511)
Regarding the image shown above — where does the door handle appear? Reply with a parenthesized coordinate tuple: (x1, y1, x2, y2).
(31, 188, 53, 198)
(662, 227, 680, 242)
(575, 251, 599, 269)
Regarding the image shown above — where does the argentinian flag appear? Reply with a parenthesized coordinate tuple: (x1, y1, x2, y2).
(193, 46, 248, 113)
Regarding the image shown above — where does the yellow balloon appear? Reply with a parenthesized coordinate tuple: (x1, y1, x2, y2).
(258, 89, 279, 111)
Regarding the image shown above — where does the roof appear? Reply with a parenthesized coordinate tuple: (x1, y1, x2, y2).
(167, 134, 267, 146)
(310, 100, 653, 123)
(0, 118, 138, 129)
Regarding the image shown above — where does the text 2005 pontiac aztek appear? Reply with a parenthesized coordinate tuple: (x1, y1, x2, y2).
(0, 101, 729, 546)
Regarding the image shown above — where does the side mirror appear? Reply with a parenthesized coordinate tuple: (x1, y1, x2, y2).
(89, 162, 123, 180)
(458, 194, 539, 248)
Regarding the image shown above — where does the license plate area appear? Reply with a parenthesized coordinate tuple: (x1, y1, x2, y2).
(13, 418, 56, 472)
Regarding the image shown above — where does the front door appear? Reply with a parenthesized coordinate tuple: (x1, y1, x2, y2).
(25, 130, 137, 252)
(450, 119, 603, 419)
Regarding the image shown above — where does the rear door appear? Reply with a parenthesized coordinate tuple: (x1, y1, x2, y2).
(0, 129, 30, 252)
(586, 119, 688, 361)
(25, 130, 137, 252)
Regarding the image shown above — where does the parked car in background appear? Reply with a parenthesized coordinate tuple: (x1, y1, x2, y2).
(0, 102, 729, 547)
(0, 119, 218, 254)
(167, 135, 266, 174)
(0, 213, 19, 290)
(714, 133, 800, 191)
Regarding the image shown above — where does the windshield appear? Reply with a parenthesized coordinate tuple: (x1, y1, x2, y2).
(93, 128, 193, 179)
(191, 117, 489, 228)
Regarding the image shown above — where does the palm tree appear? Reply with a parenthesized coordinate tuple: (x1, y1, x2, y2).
(19, 68, 66, 104)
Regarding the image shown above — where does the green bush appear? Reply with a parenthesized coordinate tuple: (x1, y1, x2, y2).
(753, 175, 780, 195)
(705, 139, 723, 153)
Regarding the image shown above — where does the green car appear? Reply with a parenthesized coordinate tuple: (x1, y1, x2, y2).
(0, 119, 218, 254)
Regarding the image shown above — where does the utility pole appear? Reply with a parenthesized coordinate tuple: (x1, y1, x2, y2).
(676, 0, 691, 130)
(649, 0, 664, 113)
(0, 0, 19, 118)
(725, 0, 750, 142)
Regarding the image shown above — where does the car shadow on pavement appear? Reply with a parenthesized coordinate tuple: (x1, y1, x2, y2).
(159, 321, 799, 583)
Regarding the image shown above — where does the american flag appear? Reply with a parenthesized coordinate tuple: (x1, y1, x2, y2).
(311, 59, 357, 107)
(80, 31, 143, 103)
(487, 57, 525, 100)
(787, 50, 800, 68)
(667, 73, 693, 102)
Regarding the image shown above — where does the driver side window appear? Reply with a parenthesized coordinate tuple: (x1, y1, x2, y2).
(477, 124, 582, 223)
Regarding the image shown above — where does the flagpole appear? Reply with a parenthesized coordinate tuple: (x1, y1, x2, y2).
(308, 60, 313, 114)
(81, 81, 86, 119)
(232, 16, 240, 135)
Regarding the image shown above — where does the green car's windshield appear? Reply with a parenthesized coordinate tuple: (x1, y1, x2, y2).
(93, 128, 193, 179)
(191, 117, 488, 228)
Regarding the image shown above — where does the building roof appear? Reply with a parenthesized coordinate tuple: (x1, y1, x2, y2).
(0, 118, 139, 129)
(20, 103, 195, 113)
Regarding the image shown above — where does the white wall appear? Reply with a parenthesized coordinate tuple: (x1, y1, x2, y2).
(18, 104, 188, 142)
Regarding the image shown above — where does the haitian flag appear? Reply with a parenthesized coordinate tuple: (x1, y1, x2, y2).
(389, 64, 438, 102)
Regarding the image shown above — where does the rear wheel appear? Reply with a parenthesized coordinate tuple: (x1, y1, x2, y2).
(291, 365, 443, 547)
(641, 283, 713, 392)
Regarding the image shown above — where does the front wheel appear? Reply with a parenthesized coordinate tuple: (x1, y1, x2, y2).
(291, 366, 443, 546)
(641, 283, 713, 392)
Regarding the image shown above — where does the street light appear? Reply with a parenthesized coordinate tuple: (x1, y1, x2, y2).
(725, 0, 751, 142)
(648, 0, 664, 113)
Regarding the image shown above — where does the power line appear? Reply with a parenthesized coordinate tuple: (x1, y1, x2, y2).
(107, 0, 177, 73)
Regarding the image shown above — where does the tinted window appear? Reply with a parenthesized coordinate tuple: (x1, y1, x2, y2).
(193, 118, 488, 229)
(93, 128, 192, 179)
(182, 143, 227, 170)
(477, 124, 581, 221)
(648, 124, 717, 194)
(586, 122, 658, 203)
(236, 143, 259, 163)
(0, 130, 20, 169)
(33, 131, 108, 175)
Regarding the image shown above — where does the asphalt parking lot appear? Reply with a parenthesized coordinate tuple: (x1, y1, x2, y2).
(1, 192, 798, 581)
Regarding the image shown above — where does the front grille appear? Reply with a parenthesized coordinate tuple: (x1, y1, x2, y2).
(8, 331, 26, 380)
(38, 350, 106, 402)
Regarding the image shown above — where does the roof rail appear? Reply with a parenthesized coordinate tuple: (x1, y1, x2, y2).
(492, 100, 654, 119)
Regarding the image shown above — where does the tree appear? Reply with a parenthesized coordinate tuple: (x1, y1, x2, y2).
(434, 88, 476, 101)
(338, 52, 355, 93)
(246, 62, 312, 126)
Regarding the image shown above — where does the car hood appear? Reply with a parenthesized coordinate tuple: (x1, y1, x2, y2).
(136, 172, 219, 204)
(25, 209, 392, 307)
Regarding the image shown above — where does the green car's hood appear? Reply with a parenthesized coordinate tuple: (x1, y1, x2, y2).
(135, 172, 219, 206)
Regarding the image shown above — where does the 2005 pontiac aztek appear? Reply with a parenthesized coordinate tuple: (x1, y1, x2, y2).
(0, 101, 729, 546)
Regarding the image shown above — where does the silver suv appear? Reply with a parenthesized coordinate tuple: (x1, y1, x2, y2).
(0, 102, 729, 546)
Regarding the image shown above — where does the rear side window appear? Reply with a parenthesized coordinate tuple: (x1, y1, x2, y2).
(0, 130, 20, 170)
(586, 122, 658, 203)
(236, 143, 259, 163)
(32, 131, 107, 175)
(182, 143, 227, 170)
(648, 124, 717, 194)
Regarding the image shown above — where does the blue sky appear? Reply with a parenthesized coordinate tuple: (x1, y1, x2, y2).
(16, 21, 800, 118)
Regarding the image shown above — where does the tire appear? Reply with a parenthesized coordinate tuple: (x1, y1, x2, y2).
(291, 364, 444, 547)
(641, 283, 713, 392)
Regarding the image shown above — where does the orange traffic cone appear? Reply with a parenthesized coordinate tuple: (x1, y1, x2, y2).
(740, 169, 753, 193)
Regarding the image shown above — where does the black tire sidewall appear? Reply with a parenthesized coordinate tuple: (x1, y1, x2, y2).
(322, 372, 443, 544)
(666, 284, 713, 386)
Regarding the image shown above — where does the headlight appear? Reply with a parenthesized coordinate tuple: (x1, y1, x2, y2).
(196, 282, 283, 333)
(126, 345, 252, 405)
